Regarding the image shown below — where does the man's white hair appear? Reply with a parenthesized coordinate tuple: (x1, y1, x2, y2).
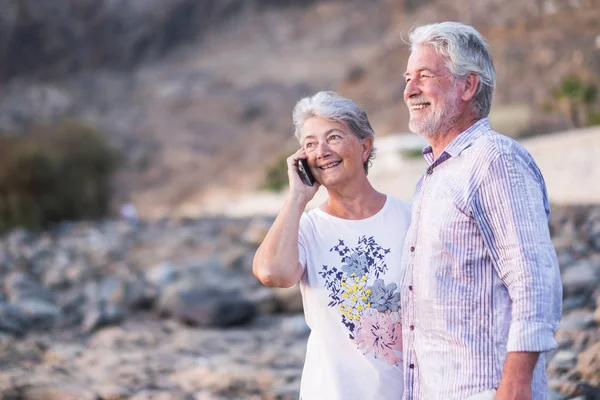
(409, 22, 496, 118)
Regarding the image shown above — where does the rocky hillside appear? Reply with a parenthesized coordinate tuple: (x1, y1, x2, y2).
(0, 205, 599, 399)
(0, 0, 599, 218)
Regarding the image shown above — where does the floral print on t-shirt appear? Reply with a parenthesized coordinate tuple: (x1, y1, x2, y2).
(318, 235, 403, 365)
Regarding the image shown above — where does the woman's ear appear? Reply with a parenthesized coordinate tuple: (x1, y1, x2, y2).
(461, 72, 480, 102)
(362, 137, 374, 162)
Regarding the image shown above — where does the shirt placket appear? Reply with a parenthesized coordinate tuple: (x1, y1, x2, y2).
(404, 165, 434, 400)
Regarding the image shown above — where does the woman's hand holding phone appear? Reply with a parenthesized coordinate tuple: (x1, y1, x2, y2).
(287, 149, 320, 205)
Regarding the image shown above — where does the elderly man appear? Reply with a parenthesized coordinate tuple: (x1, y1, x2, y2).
(400, 22, 562, 400)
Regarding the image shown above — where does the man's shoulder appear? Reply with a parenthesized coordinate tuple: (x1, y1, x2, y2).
(469, 128, 532, 162)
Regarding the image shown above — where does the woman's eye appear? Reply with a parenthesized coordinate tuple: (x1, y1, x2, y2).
(328, 135, 340, 141)
(305, 142, 314, 149)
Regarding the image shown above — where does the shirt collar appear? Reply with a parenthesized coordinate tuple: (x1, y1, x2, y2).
(422, 118, 489, 165)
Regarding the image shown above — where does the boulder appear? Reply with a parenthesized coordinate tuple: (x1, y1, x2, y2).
(19, 383, 97, 400)
(170, 289, 257, 327)
(0, 303, 29, 337)
(577, 342, 600, 386)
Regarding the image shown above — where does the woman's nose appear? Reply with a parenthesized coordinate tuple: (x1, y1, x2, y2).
(316, 142, 331, 159)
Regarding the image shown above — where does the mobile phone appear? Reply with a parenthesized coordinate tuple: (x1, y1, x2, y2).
(297, 158, 315, 186)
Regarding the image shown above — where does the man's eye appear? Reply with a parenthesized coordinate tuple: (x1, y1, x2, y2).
(328, 135, 340, 141)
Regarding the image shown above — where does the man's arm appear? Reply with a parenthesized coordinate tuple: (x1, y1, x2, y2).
(495, 352, 539, 400)
(472, 152, 562, 395)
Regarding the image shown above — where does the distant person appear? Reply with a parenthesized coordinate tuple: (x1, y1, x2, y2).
(119, 200, 138, 224)
(253, 91, 411, 399)
(400, 22, 562, 400)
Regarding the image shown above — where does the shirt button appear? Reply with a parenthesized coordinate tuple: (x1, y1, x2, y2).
(410, 325, 414, 330)
(410, 246, 415, 252)
(408, 285, 413, 291)
(409, 364, 414, 369)
(427, 169, 433, 175)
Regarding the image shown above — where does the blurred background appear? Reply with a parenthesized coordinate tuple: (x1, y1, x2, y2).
(0, 1, 599, 399)
(1, 0, 599, 225)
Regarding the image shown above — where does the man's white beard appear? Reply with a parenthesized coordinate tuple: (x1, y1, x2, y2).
(408, 97, 461, 139)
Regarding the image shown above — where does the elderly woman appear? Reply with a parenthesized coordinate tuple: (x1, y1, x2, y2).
(253, 91, 411, 399)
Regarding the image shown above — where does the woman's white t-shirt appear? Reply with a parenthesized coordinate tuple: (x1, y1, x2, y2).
(298, 195, 411, 400)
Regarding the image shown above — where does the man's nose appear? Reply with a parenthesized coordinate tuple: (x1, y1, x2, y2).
(404, 79, 420, 101)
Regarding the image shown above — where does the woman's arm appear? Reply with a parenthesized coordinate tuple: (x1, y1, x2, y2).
(253, 149, 320, 288)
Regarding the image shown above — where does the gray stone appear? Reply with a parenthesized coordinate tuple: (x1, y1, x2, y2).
(550, 350, 578, 370)
(100, 276, 128, 306)
(129, 390, 188, 400)
(559, 311, 596, 331)
(82, 304, 124, 333)
(562, 295, 588, 312)
(273, 286, 304, 313)
(576, 383, 600, 399)
(280, 315, 310, 338)
(16, 299, 61, 322)
(171, 289, 257, 327)
(0, 303, 29, 336)
(20, 383, 97, 400)
(247, 287, 278, 314)
(92, 383, 133, 400)
(556, 251, 575, 269)
(146, 261, 178, 288)
(243, 218, 272, 247)
(4, 272, 55, 304)
(156, 280, 196, 317)
(38, 249, 72, 289)
(561, 260, 600, 296)
(577, 342, 600, 386)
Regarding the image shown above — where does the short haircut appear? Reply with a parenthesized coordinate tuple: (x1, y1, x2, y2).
(292, 91, 375, 174)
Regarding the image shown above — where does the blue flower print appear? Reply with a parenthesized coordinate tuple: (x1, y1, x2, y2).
(366, 279, 400, 312)
(342, 251, 369, 277)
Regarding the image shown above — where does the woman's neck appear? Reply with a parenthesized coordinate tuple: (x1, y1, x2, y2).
(321, 181, 386, 220)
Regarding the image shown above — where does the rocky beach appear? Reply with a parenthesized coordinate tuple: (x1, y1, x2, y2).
(0, 204, 599, 400)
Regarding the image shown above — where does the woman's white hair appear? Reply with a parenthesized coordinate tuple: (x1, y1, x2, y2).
(409, 22, 496, 118)
(292, 91, 375, 174)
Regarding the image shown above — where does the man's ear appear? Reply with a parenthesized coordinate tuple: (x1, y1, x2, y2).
(362, 137, 374, 162)
(461, 73, 480, 102)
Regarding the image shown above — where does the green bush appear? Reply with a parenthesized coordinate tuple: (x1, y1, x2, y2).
(552, 75, 599, 128)
(260, 154, 289, 192)
(0, 120, 120, 232)
(399, 148, 424, 159)
(589, 111, 600, 126)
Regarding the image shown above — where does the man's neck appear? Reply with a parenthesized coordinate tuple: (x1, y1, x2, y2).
(428, 116, 482, 160)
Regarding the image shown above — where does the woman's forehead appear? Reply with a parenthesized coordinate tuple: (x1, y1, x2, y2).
(300, 117, 350, 139)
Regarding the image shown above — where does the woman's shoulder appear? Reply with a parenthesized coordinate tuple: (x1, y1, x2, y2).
(383, 195, 412, 214)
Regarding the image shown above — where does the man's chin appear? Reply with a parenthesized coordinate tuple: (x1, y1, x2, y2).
(409, 122, 437, 139)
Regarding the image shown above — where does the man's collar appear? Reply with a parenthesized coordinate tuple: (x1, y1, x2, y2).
(422, 118, 489, 164)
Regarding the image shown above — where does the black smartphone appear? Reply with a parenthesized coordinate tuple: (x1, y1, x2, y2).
(297, 158, 315, 186)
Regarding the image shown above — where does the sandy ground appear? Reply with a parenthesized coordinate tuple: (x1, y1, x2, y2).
(194, 126, 600, 217)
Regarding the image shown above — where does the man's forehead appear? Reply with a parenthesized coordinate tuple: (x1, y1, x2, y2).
(405, 46, 448, 73)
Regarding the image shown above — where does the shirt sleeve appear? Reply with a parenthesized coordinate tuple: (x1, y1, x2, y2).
(472, 153, 562, 353)
(298, 214, 308, 272)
